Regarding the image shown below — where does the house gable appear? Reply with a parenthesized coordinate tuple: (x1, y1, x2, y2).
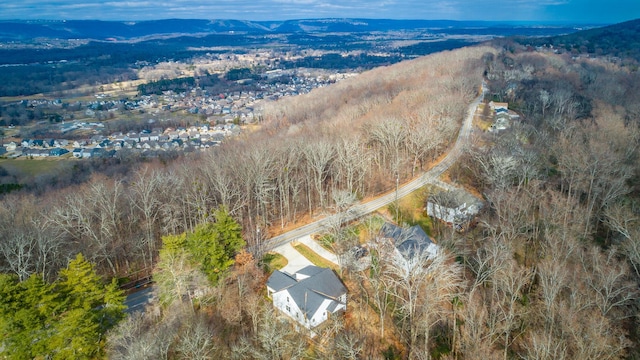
(267, 266, 347, 329)
(266, 270, 297, 296)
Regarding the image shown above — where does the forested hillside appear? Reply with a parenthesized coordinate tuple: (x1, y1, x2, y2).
(0, 45, 486, 280)
(447, 48, 640, 359)
(524, 18, 640, 62)
(2, 39, 640, 358)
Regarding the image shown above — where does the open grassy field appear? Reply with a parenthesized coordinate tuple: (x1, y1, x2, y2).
(387, 185, 435, 236)
(0, 157, 71, 178)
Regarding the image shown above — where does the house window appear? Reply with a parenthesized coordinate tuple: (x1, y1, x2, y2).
(286, 305, 291, 313)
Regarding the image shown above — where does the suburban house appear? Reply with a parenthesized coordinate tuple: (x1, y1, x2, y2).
(378, 223, 439, 270)
(489, 101, 508, 112)
(426, 189, 483, 231)
(489, 113, 511, 132)
(487, 101, 520, 132)
(4, 142, 17, 151)
(266, 266, 347, 330)
(49, 148, 69, 157)
(81, 148, 94, 158)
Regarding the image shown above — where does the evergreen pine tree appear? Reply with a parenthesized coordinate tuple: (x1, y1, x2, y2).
(0, 274, 58, 358)
(186, 206, 245, 284)
(49, 253, 126, 359)
(0, 254, 125, 359)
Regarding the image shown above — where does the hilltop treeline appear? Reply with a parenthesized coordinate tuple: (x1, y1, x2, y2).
(103, 44, 640, 359)
(521, 18, 640, 64)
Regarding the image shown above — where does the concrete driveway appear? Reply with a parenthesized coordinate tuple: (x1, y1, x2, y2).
(272, 234, 339, 274)
(272, 242, 314, 274)
(298, 235, 339, 264)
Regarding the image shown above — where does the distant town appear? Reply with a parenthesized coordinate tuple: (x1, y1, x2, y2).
(1, 66, 359, 160)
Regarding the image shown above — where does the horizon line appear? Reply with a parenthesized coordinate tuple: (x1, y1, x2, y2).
(0, 17, 618, 26)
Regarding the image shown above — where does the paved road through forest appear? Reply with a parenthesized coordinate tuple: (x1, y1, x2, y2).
(125, 87, 483, 312)
(265, 88, 483, 252)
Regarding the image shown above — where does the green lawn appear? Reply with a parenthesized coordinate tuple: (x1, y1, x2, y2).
(388, 185, 435, 236)
(356, 215, 386, 244)
(261, 252, 288, 274)
(0, 158, 69, 178)
(292, 243, 339, 271)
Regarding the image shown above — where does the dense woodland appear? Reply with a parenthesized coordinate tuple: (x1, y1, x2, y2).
(525, 18, 640, 63)
(2, 37, 640, 358)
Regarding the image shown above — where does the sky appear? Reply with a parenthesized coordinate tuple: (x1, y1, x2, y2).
(0, 0, 638, 24)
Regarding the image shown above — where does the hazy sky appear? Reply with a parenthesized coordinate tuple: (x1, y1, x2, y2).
(0, 0, 638, 24)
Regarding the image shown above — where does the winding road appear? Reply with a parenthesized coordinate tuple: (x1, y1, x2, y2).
(125, 87, 482, 312)
(265, 88, 483, 252)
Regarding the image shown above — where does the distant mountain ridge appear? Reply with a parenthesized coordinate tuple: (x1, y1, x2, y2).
(523, 18, 640, 61)
(0, 18, 583, 41)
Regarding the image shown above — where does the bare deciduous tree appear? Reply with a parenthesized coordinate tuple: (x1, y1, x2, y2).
(492, 259, 532, 360)
(49, 178, 130, 274)
(334, 135, 370, 196)
(523, 330, 567, 360)
(176, 317, 217, 360)
(457, 293, 501, 359)
(129, 166, 164, 268)
(384, 251, 464, 359)
(580, 247, 638, 320)
(367, 118, 406, 177)
(303, 138, 335, 211)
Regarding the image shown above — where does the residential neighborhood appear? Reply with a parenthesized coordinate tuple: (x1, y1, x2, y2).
(12, 123, 240, 159)
(1, 67, 356, 161)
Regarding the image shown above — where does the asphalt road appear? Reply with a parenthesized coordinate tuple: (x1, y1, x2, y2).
(124, 286, 154, 314)
(265, 89, 482, 251)
(122, 88, 482, 314)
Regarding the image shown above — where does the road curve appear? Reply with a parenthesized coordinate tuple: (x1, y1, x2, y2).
(264, 89, 482, 251)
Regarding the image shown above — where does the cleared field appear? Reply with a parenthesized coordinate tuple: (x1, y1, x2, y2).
(387, 185, 434, 236)
(0, 157, 70, 178)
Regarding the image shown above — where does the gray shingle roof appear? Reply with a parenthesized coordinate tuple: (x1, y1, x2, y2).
(266, 270, 297, 292)
(268, 266, 346, 320)
(295, 265, 325, 278)
(289, 287, 326, 319)
(381, 223, 433, 259)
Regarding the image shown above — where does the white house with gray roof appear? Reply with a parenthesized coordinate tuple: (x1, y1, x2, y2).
(266, 265, 347, 329)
